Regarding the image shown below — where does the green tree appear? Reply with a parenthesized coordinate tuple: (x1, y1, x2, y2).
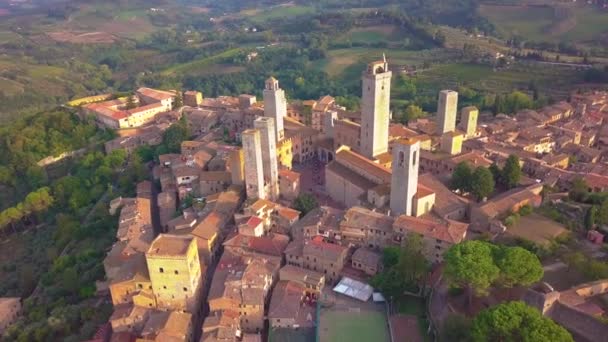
(292, 193, 318, 217)
(125, 94, 137, 110)
(444, 240, 500, 306)
(471, 167, 495, 201)
(162, 122, 190, 153)
(585, 205, 598, 230)
(489, 163, 502, 186)
(174, 91, 183, 108)
(470, 301, 573, 342)
(396, 234, 429, 286)
(504, 91, 534, 114)
(502, 155, 522, 189)
(450, 162, 473, 192)
(597, 199, 608, 225)
(400, 105, 425, 124)
(569, 177, 588, 202)
(382, 246, 400, 268)
(494, 246, 543, 288)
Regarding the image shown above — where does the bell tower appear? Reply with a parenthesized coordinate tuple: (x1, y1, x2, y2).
(360, 55, 391, 159)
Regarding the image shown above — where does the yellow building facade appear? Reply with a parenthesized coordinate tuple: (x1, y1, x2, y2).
(146, 235, 202, 313)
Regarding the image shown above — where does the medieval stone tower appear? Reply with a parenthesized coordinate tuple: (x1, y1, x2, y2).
(360, 55, 391, 159)
(437, 90, 459, 134)
(390, 138, 421, 216)
(254, 117, 279, 200)
(460, 106, 479, 138)
(263, 77, 286, 142)
(242, 129, 266, 200)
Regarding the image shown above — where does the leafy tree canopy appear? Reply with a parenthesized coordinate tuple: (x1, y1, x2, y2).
(470, 301, 573, 342)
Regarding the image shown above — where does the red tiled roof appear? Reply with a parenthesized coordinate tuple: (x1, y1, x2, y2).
(126, 102, 164, 114)
(279, 169, 300, 183)
(246, 216, 263, 228)
(248, 234, 290, 257)
(393, 215, 467, 244)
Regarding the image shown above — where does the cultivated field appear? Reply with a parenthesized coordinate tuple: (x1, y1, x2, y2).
(245, 4, 314, 23)
(47, 31, 117, 44)
(479, 3, 608, 44)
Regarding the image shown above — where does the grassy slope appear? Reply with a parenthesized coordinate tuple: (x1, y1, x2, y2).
(479, 3, 608, 43)
(247, 5, 314, 23)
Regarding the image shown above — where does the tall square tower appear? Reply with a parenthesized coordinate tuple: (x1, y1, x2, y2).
(146, 234, 202, 312)
(242, 129, 266, 200)
(263, 77, 286, 142)
(254, 117, 279, 200)
(437, 90, 458, 134)
(360, 56, 392, 159)
(390, 138, 421, 216)
(460, 106, 479, 138)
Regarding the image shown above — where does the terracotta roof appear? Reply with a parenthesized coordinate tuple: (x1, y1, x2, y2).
(147, 234, 192, 256)
(335, 148, 391, 184)
(246, 216, 263, 228)
(268, 281, 312, 324)
(224, 233, 290, 257)
(136, 87, 175, 101)
(352, 247, 381, 267)
(278, 169, 300, 183)
(303, 236, 348, 262)
(192, 212, 223, 240)
(415, 184, 435, 199)
(393, 215, 467, 244)
(341, 207, 394, 233)
(200, 171, 231, 182)
(126, 101, 164, 114)
(277, 207, 301, 221)
(326, 161, 377, 190)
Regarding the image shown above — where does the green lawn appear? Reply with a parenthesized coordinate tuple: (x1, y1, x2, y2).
(561, 7, 608, 43)
(248, 5, 314, 23)
(320, 311, 390, 342)
(415, 63, 581, 98)
(162, 48, 243, 75)
(478, 4, 556, 41)
(341, 25, 401, 44)
(479, 4, 608, 43)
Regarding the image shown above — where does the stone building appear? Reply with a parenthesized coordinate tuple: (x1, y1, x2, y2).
(437, 90, 458, 135)
(360, 55, 391, 159)
(145, 234, 202, 313)
(390, 138, 420, 216)
(459, 106, 478, 138)
(184, 90, 203, 107)
(263, 77, 286, 142)
(254, 117, 279, 200)
(242, 129, 266, 200)
(284, 236, 349, 284)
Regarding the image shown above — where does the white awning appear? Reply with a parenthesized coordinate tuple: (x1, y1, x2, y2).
(332, 277, 374, 302)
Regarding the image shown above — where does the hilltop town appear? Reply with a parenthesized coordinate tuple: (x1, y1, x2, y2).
(3, 54, 608, 342)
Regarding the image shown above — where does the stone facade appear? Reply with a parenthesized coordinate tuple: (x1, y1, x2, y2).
(360, 57, 391, 159)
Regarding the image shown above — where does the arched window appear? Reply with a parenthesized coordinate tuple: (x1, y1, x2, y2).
(398, 151, 405, 167)
(413, 150, 417, 166)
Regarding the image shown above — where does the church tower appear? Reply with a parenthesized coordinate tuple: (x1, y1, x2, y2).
(360, 55, 391, 159)
(263, 77, 286, 142)
(390, 138, 420, 216)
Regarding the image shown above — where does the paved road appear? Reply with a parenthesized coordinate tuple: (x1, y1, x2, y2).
(543, 261, 567, 272)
